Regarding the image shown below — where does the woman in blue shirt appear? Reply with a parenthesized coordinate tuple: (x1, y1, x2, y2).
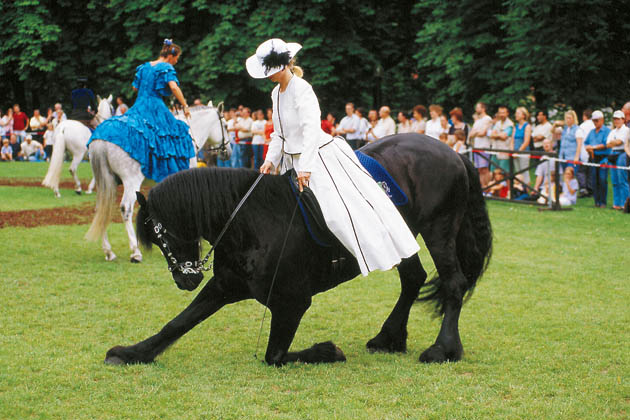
(511, 106, 532, 186)
(89, 39, 194, 182)
(558, 110, 581, 169)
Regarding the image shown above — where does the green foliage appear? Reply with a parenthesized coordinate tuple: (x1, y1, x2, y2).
(0, 1, 629, 117)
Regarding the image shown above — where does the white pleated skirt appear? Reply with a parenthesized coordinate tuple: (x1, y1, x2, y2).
(282, 137, 420, 276)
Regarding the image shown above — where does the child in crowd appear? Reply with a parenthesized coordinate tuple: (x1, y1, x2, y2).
(559, 166, 578, 206)
(1, 138, 12, 161)
(488, 168, 509, 198)
(42, 123, 54, 162)
(452, 129, 467, 153)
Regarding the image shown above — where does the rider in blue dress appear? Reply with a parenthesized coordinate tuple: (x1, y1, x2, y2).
(89, 39, 194, 182)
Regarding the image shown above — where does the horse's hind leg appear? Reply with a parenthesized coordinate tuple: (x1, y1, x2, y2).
(419, 220, 466, 363)
(86, 177, 95, 194)
(102, 231, 116, 261)
(105, 276, 249, 365)
(367, 253, 426, 353)
(120, 176, 144, 263)
(264, 298, 346, 366)
(69, 152, 84, 194)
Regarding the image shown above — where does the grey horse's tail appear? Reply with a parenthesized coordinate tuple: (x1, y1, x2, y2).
(42, 124, 66, 192)
(85, 141, 117, 241)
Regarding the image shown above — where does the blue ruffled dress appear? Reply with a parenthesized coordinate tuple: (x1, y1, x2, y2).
(88, 62, 194, 182)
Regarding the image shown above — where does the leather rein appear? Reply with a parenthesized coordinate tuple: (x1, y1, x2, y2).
(146, 172, 264, 275)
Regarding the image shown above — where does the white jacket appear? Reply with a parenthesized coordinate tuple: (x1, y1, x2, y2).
(265, 76, 332, 173)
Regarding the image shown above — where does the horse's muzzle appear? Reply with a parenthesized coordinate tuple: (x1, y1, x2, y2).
(172, 271, 204, 291)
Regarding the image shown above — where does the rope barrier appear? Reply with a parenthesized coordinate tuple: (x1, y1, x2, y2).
(471, 149, 630, 171)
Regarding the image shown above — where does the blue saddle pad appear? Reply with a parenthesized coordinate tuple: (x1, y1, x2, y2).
(355, 151, 408, 206)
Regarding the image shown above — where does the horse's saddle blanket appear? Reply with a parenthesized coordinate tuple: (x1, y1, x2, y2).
(354, 151, 408, 206)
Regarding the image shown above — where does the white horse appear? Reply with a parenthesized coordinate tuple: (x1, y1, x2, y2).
(85, 103, 230, 263)
(42, 95, 114, 197)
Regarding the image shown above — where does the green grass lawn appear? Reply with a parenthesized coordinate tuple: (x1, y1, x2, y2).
(0, 161, 93, 180)
(0, 186, 95, 211)
(0, 199, 628, 419)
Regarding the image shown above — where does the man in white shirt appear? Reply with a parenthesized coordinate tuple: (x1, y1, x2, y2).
(337, 102, 362, 150)
(29, 109, 47, 140)
(575, 108, 596, 195)
(51, 103, 67, 128)
(371, 106, 396, 140)
(532, 110, 552, 151)
(468, 102, 493, 188)
(234, 107, 253, 168)
(20, 134, 46, 161)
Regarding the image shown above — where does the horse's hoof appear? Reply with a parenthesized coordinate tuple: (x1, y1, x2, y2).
(75, 190, 82, 195)
(104, 355, 125, 366)
(55, 192, 61, 198)
(419, 343, 462, 364)
(105, 252, 117, 262)
(366, 329, 407, 353)
(85, 191, 93, 195)
(130, 256, 142, 263)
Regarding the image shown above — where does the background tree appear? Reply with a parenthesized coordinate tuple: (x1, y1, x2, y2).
(0, 0, 629, 118)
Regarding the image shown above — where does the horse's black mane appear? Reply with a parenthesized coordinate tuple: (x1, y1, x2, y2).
(137, 167, 293, 248)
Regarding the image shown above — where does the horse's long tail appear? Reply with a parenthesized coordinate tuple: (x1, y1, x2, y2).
(419, 154, 493, 314)
(42, 124, 66, 192)
(85, 141, 117, 241)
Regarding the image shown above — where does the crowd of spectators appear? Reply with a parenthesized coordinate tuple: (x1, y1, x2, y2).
(4, 96, 630, 209)
(307, 100, 630, 210)
(0, 97, 129, 163)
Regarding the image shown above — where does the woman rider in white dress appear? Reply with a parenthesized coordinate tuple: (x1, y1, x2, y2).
(246, 39, 419, 276)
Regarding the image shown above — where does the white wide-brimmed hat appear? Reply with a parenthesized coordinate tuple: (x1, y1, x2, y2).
(246, 38, 302, 79)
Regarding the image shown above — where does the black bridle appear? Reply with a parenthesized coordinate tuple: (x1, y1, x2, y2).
(146, 173, 265, 275)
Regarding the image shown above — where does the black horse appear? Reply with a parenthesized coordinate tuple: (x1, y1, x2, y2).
(105, 134, 492, 366)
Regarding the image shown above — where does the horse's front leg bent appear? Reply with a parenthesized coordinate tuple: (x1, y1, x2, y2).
(105, 276, 248, 365)
(264, 298, 346, 366)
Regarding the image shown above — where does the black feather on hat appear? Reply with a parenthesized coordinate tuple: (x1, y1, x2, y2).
(262, 49, 291, 74)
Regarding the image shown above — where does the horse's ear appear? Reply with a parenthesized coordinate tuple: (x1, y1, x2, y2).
(217, 102, 224, 114)
(107, 94, 113, 103)
(97, 94, 102, 103)
(207, 100, 213, 107)
(136, 191, 147, 207)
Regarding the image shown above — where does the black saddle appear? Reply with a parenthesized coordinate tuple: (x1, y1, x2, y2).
(283, 170, 334, 248)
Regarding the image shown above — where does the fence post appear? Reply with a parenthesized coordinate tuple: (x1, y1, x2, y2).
(553, 155, 561, 210)
(508, 153, 515, 199)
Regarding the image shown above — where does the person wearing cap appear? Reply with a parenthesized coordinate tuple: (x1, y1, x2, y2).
(20, 134, 46, 161)
(606, 110, 629, 209)
(88, 39, 195, 183)
(247, 38, 419, 276)
(584, 110, 611, 207)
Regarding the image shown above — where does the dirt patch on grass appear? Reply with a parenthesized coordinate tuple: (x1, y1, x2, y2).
(0, 184, 152, 229)
(0, 177, 82, 190)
